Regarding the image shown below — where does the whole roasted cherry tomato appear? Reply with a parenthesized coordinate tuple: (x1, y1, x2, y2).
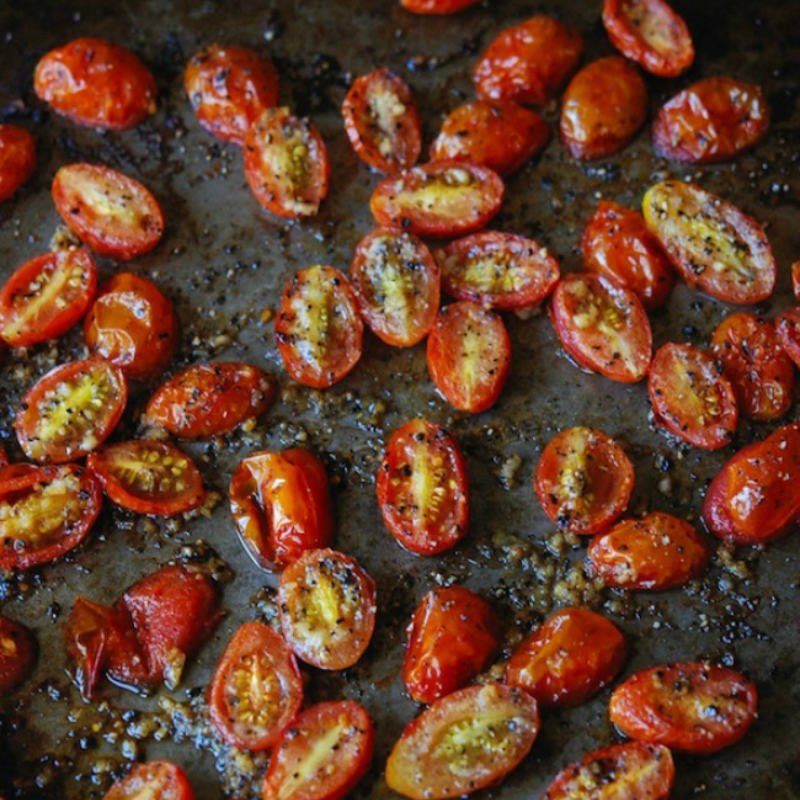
(474, 16, 583, 107)
(262, 700, 374, 800)
(349, 228, 440, 347)
(208, 621, 303, 752)
(427, 300, 511, 413)
(430, 100, 549, 176)
(103, 761, 195, 800)
(609, 661, 758, 754)
(370, 161, 504, 238)
(229, 448, 333, 571)
(581, 200, 674, 310)
(602, 0, 694, 77)
(403, 586, 499, 705)
(0, 615, 36, 694)
(400, 0, 479, 13)
(386, 683, 540, 800)
(244, 107, 329, 218)
(535, 426, 634, 535)
(342, 68, 421, 174)
(0, 247, 97, 347)
(775, 307, 800, 368)
(377, 418, 468, 556)
(550, 272, 652, 383)
(34, 37, 157, 130)
(648, 342, 738, 450)
(0, 124, 36, 203)
(275, 265, 363, 388)
(278, 548, 376, 670)
(184, 44, 279, 144)
(642, 180, 776, 305)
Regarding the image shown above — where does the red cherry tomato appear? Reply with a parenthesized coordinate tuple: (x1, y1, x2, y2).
(261, 700, 374, 800)
(0, 247, 97, 347)
(403, 586, 499, 705)
(430, 100, 549, 176)
(792, 261, 800, 301)
(184, 44, 279, 145)
(0, 615, 36, 694)
(103, 761, 195, 800)
(34, 37, 157, 130)
(370, 161, 504, 239)
(278, 548, 376, 670)
(602, 0, 694, 78)
(534, 426, 634, 536)
(244, 107, 329, 218)
(349, 228, 440, 347)
(609, 662, 758, 754)
(377, 418, 468, 556)
(775, 307, 800, 368)
(400, 0, 479, 13)
(275, 265, 363, 388)
(386, 683, 540, 800)
(648, 342, 738, 450)
(342, 68, 421, 174)
(229, 448, 333, 571)
(208, 621, 303, 752)
(0, 124, 36, 203)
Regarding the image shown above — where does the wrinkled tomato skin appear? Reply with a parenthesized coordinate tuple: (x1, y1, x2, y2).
(775, 307, 800, 368)
(403, 586, 499, 705)
(0, 124, 36, 203)
(0, 615, 36, 694)
(609, 662, 758, 754)
(400, 0, 479, 13)
(34, 37, 157, 129)
(103, 760, 195, 800)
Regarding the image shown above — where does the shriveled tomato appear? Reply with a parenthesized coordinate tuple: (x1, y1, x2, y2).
(550, 272, 652, 383)
(349, 228, 440, 347)
(145, 362, 275, 438)
(775, 307, 800, 369)
(0, 247, 97, 347)
(602, 0, 694, 77)
(275, 265, 363, 388)
(370, 161, 504, 239)
(184, 44, 279, 145)
(474, 16, 583, 107)
(0, 124, 36, 203)
(430, 100, 549, 176)
(103, 761, 194, 800)
(0, 615, 36, 694)
(648, 342, 738, 450)
(261, 700, 374, 800)
(609, 662, 758, 754)
(34, 37, 157, 130)
(229, 448, 333, 571)
(209, 621, 303, 752)
(403, 586, 499, 705)
(377, 418, 468, 556)
(244, 107, 329, 218)
(581, 200, 674, 310)
(587, 512, 710, 591)
(400, 0, 479, 13)
(386, 683, 540, 800)
(535, 426, 634, 536)
(642, 180, 776, 305)
(342, 68, 421, 174)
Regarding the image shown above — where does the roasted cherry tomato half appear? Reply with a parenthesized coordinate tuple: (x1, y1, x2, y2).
(209, 621, 303, 752)
(775, 307, 800, 369)
(474, 16, 583, 107)
(550, 272, 652, 383)
(587, 512, 710, 591)
(609, 661, 758, 754)
(229, 448, 333, 571)
(377, 418, 468, 556)
(342, 68, 421, 174)
(349, 228, 440, 347)
(0, 247, 97, 348)
(543, 742, 674, 800)
(261, 700, 374, 800)
(370, 161, 504, 239)
(34, 37, 157, 130)
(581, 200, 674, 310)
(427, 300, 511, 413)
(648, 342, 738, 450)
(403, 585, 499, 705)
(430, 100, 549, 176)
(0, 124, 36, 203)
(0, 615, 36, 694)
(602, 0, 694, 77)
(642, 180, 776, 305)
(275, 265, 363, 388)
(386, 683, 540, 800)
(103, 761, 195, 800)
(184, 44, 279, 145)
(400, 0, 479, 13)
(535, 426, 634, 536)
(792, 261, 800, 301)
(244, 107, 329, 218)
(278, 548, 376, 670)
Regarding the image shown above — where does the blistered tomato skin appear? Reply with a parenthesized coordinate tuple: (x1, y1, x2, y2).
(400, 0, 479, 13)
(0, 615, 36, 694)
(102, 760, 195, 800)
(775, 307, 800, 368)
(0, 124, 36, 203)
